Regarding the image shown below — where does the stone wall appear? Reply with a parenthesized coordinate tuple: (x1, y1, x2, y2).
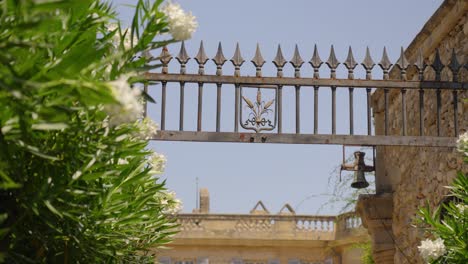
(371, 1, 467, 263)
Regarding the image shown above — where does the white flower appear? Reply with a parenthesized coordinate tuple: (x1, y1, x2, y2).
(135, 117, 159, 140)
(456, 132, 468, 156)
(418, 238, 446, 262)
(106, 23, 138, 50)
(159, 190, 183, 214)
(161, 2, 197, 41)
(104, 75, 143, 126)
(455, 203, 468, 214)
(148, 152, 166, 174)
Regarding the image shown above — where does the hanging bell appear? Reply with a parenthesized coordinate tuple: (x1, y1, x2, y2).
(341, 151, 375, 189)
(351, 169, 369, 189)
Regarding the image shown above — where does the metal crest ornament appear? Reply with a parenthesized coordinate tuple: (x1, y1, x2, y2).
(361, 46, 375, 80)
(176, 41, 190, 74)
(344, 46, 358, 79)
(290, 44, 304, 78)
(273, 45, 287, 77)
(310, 44, 323, 78)
(378, 47, 392, 80)
(326, 45, 340, 79)
(240, 86, 278, 133)
(212, 42, 227, 76)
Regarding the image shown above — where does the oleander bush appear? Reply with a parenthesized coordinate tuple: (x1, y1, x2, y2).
(0, 0, 195, 262)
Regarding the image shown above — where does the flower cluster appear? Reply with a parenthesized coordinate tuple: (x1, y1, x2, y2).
(149, 152, 167, 175)
(107, 23, 138, 50)
(455, 203, 468, 214)
(161, 2, 197, 41)
(418, 238, 446, 262)
(160, 190, 183, 214)
(456, 132, 468, 156)
(105, 75, 143, 126)
(134, 117, 159, 140)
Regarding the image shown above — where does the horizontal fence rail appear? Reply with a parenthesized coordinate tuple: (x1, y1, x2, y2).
(144, 42, 466, 147)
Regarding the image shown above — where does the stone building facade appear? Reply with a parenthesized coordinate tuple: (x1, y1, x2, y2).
(155, 191, 369, 264)
(358, 0, 467, 263)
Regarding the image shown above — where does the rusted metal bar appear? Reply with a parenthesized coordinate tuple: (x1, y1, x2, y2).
(332, 86, 336, 134)
(161, 81, 167, 130)
(153, 131, 457, 147)
(366, 88, 372, 136)
(179, 82, 185, 131)
(419, 89, 424, 136)
(384, 88, 389, 136)
(401, 89, 407, 136)
(314, 86, 319, 134)
(295, 85, 301, 134)
(144, 73, 466, 90)
(278, 85, 283, 133)
(216, 83, 222, 132)
(349, 87, 354, 135)
(453, 90, 458, 137)
(197, 82, 203, 131)
(437, 89, 441, 136)
(234, 84, 240, 132)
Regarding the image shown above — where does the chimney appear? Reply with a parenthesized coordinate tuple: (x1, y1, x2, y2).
(193, 188, 210, 213)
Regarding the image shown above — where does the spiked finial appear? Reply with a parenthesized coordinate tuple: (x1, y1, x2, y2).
(414, 48, 426, 80)
(344, 46, 358, 79)
(251, 43, 266, 77)
(431, 48, 444, 81)
(176, 41, 190, 74)
(212, 42, 227, 76)
(309, 44, 323, 78)
(378, 47, 392, 80)
(361, 47, 375, 80)
(395, 47, 409, 80)
(290, 44, 304, 77)
(230, 42, 245, 77)
(194, 41, 209, 75)
(159, 46, 172, 74)
(448, 49, 461, 82)
(273, 45, 287, 77)
(326, 45, 340, 79)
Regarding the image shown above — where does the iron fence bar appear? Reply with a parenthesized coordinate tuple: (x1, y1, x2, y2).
(278, 85, 283, 133)
(153, 130, 457, 147)
(197, 82, 203, 131)
(332, 86, 336, 135)
(145, 73, 466, 90)
(436, 89, 441, 136)
(349, 87, 354, 135)
(419, 89, 424, 136)
(295, 85, 301, 134)
(234, 84, 240, 132)
(216, 83, 222, 132)
(401, 89, 407, 136)
(366, 88, 372, 136)
(161, 81, 167, 130)
(384, 88, 389, 136)
(453, 90, 458, 137)
(179, 82, 185, 131)
(314, 86, 319, 134)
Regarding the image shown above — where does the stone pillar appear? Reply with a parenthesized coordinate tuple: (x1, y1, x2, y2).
(199, 188, 210, 213)
(356, 193, 394, 264)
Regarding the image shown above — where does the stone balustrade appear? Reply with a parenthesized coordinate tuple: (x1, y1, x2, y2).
(174, 212, 363, 242)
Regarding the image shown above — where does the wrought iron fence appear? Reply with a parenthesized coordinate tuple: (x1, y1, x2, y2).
(144, 42, 466, 147)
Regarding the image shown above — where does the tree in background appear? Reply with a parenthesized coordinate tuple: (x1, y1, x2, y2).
(0, 0, 195, 262)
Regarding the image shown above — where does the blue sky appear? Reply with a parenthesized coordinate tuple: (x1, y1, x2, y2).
(113, 0, 443, 214)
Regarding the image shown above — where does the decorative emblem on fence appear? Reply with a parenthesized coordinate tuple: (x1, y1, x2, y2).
(240, 86, 277, 133)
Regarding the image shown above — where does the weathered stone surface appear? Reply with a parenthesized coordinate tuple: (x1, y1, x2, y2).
(369, 2, 468, 263)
